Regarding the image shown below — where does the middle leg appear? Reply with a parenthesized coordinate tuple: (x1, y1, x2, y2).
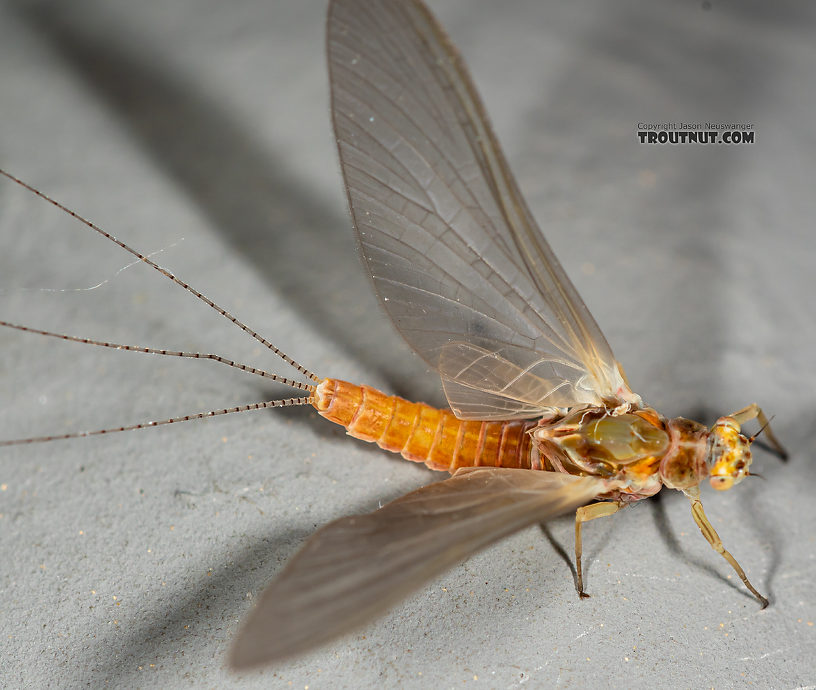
(575, 501, 623, 598)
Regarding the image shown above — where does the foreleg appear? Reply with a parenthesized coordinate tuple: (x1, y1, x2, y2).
(729, 403, 787, 460)
(684, 485, 768, 607)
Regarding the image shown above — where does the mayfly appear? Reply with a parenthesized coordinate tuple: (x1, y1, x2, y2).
(1, 0, 787, 672)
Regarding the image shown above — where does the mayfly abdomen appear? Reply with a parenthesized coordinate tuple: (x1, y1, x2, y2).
(314, 379, 536, 471)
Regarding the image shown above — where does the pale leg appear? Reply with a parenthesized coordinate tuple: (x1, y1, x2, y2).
(684, 485, 768, 607)
(729, 403, 788, 459)
(575, 501, 622, 598)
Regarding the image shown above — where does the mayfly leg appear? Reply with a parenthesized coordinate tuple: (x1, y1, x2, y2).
(728, 403, 788, 460)
(574, 501, 623, 598)
(683, 485, 769, 608)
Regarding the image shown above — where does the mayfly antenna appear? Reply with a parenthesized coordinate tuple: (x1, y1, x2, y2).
(747, 415, 787, 461)
(747, 416, 775, 444)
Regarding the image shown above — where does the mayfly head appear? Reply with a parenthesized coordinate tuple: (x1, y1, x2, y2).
(707, 416, 753, 491)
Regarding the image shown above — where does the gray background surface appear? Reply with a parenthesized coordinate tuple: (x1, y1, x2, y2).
(1, 0, 814, 687)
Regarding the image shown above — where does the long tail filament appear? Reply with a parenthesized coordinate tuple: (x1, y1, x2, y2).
(0, 168, 322, 446)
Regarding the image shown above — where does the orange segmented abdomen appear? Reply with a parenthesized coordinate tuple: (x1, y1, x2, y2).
(313, 379, 537, 472)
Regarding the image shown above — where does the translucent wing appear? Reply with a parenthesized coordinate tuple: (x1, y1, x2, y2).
(229, 467, 608, 669)
(438, 342, 598, 419)
(328, 0, 637, 418)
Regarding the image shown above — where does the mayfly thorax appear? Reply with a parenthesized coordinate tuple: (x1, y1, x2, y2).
(0, 0, 788, 672)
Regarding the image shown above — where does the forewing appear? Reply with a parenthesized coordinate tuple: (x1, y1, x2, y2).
(328, 0, 633, 416)
(439, 342, 596, 419)
(229, 467, 607, 669)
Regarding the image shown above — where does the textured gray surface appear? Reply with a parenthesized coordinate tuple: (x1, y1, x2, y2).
(1, 0, 814, 687)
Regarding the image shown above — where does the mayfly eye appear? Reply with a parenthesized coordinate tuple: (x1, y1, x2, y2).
(710, 475, 734, 491)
